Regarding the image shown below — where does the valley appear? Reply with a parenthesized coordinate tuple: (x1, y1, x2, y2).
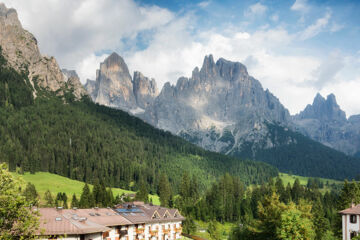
(1, 2, 360, 240)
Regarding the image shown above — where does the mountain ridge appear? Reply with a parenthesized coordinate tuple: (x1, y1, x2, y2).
(84, 52, 360, 180)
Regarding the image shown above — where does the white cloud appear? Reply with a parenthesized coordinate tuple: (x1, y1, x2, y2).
(291, 0, 309, 12)
(2, 0, 174, 82)
(307, 51, 345, 89)
(244, 3, 267, 18)
(198, 1, 211, 8)
(299, 11, 331, 40)
(330, 22, 344, 33)
(270, 14, 279, 22)
(76, 53, 109, 81)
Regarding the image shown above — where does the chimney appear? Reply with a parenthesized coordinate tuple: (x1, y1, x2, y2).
(351, 201, 355, 208)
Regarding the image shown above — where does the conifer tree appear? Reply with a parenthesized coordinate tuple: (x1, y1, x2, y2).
(79, 183, 94, 208)
(23, 182, 39, 206)
(136, 177, 149, 203)
(44, 190, 54, 207)
(312, 197, 330, 240)
(158, 173, 171, 207)
(62, 193, 68, 209)
(71, 194, 79, 208)
(180, 172, 191, 199)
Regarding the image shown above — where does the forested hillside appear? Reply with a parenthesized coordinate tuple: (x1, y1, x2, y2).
(0, 49, 277, 193)
(231, 123, 360, 180)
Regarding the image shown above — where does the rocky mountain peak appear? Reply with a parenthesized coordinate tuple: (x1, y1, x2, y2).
(62, 69, 87, 97)
(200, 54, 218, 80)
(216, 58, 248, 82)
(133, 71, 159, 109)
(293, 93, 360, 156)
(297, 93, 346, 122)
(101, 52, 130, 75)
(0, 3, 21, 27)
(313, 93, 326, 105)
(94, 52, 136, 109)
(0, 3, 86, 99)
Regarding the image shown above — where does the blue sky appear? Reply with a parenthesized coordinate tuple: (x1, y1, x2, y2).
(3, 0, 360, 115)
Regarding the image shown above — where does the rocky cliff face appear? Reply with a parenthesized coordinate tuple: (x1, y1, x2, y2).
(83, 52, 360, 157)
(143, 55, 291, 154)
(62, 69, 88, 98)
(294, 93, 360, 155)
(0, 3, 86, 99)
(133, 71, 158, 109)
(84, 79, 97, 100)
(87, 52, 158, 113)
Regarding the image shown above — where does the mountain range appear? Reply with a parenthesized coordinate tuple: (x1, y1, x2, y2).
(85, 52, 360, 158)
(0, 3, 278, 191)
(1, 2, 360, 182)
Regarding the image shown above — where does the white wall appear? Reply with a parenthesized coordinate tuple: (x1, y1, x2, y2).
(343, 214, 360, 240)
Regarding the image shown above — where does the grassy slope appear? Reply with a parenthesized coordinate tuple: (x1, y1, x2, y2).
(278, 172, 343, 193)
(12, 172, 160, 205)
(194, 221, 236, 239)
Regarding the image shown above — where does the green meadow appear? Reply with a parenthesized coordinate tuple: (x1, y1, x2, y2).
(12, 172, 160, 205)
(278, 172, 343, 193)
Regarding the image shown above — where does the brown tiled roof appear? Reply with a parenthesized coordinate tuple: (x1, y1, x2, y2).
(339, 204, 360, 215)
(37, 208, 110, 235)
(116, 203, 185, 224)
(65, 208, 132, 227)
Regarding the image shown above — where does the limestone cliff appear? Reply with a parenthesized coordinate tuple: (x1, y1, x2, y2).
(0, 3, 86, 99)
(294, 93, 360, 155)
(143, 55, 291, 154)
(87, 53, 158, 113)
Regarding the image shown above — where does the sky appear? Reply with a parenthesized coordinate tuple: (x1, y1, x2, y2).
(2, 0, 360, 116)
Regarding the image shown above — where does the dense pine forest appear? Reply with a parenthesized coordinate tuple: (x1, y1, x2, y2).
(174, 172, 356, 240)
(232, 123, 360, 180)
(0, 48, 277, 193)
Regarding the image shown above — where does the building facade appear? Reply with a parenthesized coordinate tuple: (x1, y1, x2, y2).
(340, 203, 360, 240)
(36, 202, 185, 240)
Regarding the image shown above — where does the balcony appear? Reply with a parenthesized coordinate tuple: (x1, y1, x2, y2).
(162, 228, 170, 234)
(150, 230, 158, 236)
(136, 228, 145, 234)
(175, 227, 182, 233)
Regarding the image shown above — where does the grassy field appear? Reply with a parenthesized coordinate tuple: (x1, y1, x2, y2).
(193, 220, 236, 240)
(278, 172, 343, 193)
(12, 172, 160, 205)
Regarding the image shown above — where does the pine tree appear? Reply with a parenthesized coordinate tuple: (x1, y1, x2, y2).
(158, 173, 171, 207)
(71, 194, 79, 208)
(136, 177, 149, 203)
(312, 197, 330, 240)
(180, 172, 191, 199)
(92, 180, 103, 207)
(23, 182, 39, 206)
(291, 179, 303, 204)
(62, 193, 68, 209)
(79, 183, 94, 208)
(44, 189, 54, 207)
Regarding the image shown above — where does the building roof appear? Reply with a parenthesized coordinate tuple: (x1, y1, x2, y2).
(37, 208, 110, 235)
(64, 208, 132, 227)
(37, 203, 185, 235)
(339, 204, 360, 215)
(115, 202, 185, 224)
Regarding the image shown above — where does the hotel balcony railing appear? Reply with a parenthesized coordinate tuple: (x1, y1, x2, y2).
(150, 230, 158, 236)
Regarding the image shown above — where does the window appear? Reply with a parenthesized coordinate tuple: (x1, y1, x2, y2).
(350, 215, 357, 224)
